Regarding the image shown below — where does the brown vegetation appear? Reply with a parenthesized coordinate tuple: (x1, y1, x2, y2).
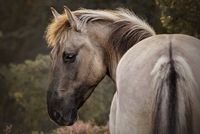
(52, 121, 109, 134)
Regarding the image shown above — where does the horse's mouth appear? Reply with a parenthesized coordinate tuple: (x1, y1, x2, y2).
(47, 85, 97, 126)
(55, 86, 96, 126)
(50, 109, 78, 126)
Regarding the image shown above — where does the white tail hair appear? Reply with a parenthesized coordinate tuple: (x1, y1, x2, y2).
(151, 54, 198, 134)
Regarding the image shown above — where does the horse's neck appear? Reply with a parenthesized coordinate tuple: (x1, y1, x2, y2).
(88, 19, 155, 80)
(87, 22, 122, 81)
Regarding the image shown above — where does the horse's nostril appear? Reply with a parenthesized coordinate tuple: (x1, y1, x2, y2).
(53, 111, 62, 119)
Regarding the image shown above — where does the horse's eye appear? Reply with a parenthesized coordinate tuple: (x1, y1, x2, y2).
(62, 52, 76, 63)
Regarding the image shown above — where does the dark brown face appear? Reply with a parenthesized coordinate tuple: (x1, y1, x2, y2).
(47, 31, 107, 126)
(47, 70, 96, 126)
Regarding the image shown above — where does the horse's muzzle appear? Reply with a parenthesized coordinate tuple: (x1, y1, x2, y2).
(48, 107, 77, 126)
(47, 90, 78, 126)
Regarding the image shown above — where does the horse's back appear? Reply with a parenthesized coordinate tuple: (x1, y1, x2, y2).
(112, 34, 200, 134)
(118, 34, 200, 91)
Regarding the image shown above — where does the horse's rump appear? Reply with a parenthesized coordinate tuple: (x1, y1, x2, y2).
(114, 34, 200, 134)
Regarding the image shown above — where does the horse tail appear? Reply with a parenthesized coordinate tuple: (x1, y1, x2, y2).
(151, 43, 197, 134)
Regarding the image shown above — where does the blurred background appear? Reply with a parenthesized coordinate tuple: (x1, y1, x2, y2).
(0, 0, 200, 133)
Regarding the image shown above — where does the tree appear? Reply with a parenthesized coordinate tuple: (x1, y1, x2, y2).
(0, 55, 55, 133)
(156, 0, 200, 38)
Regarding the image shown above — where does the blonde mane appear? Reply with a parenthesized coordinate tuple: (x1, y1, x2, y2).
(46, 8, 155, 47)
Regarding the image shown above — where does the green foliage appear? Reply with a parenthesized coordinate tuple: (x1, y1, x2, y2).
(79, 76, 115, 125)
(0, 55, 115, 133)
(156, 0, 200, 37)
(0, 55, 55, 133)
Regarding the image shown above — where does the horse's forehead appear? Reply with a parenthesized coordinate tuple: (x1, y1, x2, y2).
(60, 31, 90, 48)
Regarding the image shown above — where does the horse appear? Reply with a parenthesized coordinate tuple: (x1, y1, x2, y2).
(45, 6, 200, 134)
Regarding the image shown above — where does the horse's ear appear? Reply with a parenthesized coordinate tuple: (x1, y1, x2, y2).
(51, 7, 60, 20)
(64, 6, 80, 31)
